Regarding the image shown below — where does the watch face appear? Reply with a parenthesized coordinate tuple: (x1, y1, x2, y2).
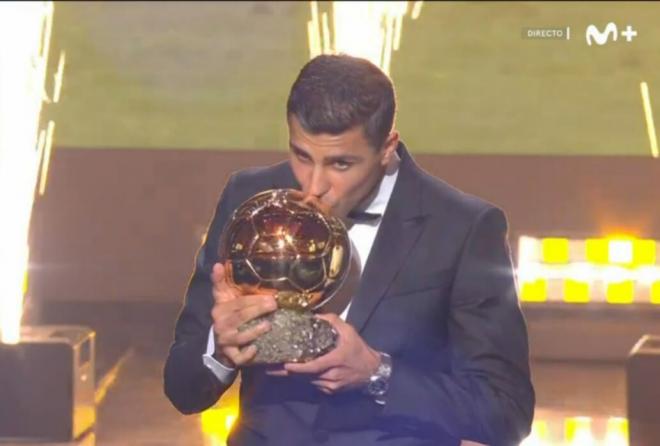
(368, 377, 388, 396)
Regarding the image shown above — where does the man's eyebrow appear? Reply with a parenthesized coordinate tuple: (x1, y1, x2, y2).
(324, 154, 363, 163)
(289, 143, 310, 157)
(289, 142, 363, 163)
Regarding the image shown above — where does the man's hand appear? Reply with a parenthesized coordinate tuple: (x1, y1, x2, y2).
(279, 313, 381, 395)
(211, 263, 277, 368)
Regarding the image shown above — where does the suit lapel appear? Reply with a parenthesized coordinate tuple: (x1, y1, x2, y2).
(272, 162, 300, 190)
(346, 143, 428, 333)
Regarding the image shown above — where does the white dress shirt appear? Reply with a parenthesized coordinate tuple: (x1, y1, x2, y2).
(203, 155, 400, 383)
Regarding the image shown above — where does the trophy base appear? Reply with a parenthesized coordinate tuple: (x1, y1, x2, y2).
(240, 308, 337, 364)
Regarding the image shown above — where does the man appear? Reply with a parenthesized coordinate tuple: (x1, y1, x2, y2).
(164, 54, 535, 445)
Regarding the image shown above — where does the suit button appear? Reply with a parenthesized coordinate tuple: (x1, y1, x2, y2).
(312, 429, 329, 443)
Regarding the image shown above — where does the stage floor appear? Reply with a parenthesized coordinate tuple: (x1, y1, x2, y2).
(0, 301, 641, 446)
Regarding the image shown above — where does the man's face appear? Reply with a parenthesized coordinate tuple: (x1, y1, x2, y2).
(288, 115, 398, 219)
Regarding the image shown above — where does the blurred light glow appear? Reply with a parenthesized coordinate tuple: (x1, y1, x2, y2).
(565, 416, 595, 446)
(609, 239, 634, 264)
(0, 1, 61, 344)
(307, 1, 422, 75)
(520, 420, 550, 446)
(604, 417, 629, 446)
(201, 406, 239, 446)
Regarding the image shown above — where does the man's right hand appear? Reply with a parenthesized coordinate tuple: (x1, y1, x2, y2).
(211, 263, 277, 368)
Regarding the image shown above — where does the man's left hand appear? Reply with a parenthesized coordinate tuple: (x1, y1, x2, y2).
(269, 313, 381, 395)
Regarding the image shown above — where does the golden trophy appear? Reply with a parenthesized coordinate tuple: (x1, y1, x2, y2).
(218, 189, 351, 364)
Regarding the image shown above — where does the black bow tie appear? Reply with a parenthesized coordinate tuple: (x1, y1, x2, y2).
(347, 210, 382, 222)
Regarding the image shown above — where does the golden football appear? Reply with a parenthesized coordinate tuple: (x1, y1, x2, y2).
(219, 189, 351, 310)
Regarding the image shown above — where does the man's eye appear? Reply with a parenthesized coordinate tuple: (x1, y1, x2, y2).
(296, 153, 311, 163)
(333, 161, 351, 170)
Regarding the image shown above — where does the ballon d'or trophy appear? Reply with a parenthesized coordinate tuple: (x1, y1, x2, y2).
(218, 189, 351, 364)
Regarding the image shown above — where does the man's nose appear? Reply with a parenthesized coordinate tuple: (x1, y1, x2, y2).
(306, 167, 330, 199)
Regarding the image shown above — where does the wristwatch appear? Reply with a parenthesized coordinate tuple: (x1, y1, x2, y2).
(365, 351, 392, 405)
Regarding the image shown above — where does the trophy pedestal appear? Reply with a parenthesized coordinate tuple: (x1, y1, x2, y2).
(242, 309, 337, 364)
(0, 325, 96, 442)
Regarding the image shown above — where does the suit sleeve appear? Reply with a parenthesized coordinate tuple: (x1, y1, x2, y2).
(380, 206, 535, 445)
(163, 173, 241, 414)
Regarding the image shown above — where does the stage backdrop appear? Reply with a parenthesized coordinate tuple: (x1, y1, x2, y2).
(27, 2, 660, 303)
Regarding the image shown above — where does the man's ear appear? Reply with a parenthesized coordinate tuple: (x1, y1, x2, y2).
(380, 130, 400, 166)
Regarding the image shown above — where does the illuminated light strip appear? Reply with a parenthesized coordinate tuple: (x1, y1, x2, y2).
(52, 51, 66, 104)
(500, 415, 631, 446)
(38, 119, 55, 195)
(640, 81, 659, 158)
(518, 236, 660, 304)
(306, 1, 422, 75)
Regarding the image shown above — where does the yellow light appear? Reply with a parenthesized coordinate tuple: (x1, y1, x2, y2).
(520, 420, 550, 446)
(565, 416, 595, 446)
(606, 280, 635, 304)
(520, 279, 548, 302)
(586, 239, 609, 264)
(651, 281, 660, 304)
(201, 407, 239, 443)
(225, 413, 237, 431)
(633, 239, 656, 265)
(604, 417, 629, 446)
(564, 280, 590, 303)
(542, 238, 569, 264)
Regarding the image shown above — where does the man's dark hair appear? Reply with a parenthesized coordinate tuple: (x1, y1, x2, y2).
(286, 54, 396, 150)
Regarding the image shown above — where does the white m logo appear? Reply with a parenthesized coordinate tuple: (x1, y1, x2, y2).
(586, 22, 618, 46)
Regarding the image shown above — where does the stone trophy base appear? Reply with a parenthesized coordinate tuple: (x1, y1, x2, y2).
(240, 308, 337, 364)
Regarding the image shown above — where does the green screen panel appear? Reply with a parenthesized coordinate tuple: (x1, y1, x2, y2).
(45, 1, 660, 155)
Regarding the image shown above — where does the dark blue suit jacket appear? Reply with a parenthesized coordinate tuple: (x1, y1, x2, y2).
(164, 143, 535, 445)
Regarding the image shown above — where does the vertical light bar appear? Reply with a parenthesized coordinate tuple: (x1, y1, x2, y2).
(650, 281, 660, 304)
(0, 1, 57, 344)
(640, 81, 659, 158)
